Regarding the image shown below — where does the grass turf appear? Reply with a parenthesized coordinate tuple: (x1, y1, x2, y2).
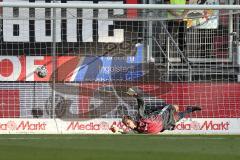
(0, 135, 239, 160)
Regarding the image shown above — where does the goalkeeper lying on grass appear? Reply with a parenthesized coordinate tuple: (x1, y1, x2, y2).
(110, 88, 201, 134)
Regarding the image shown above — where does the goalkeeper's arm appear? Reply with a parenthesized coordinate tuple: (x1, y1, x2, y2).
(110, 125, 137, 134)
(110, 125, 125, 134)
(126, 88, 146, 118)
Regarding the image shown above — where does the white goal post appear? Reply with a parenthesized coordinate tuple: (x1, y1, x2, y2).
(0, 2, 240, 10)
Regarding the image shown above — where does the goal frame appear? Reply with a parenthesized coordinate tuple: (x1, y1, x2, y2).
(0, 2, 240, 134)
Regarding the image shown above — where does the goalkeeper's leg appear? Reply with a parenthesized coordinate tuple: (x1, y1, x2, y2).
(175, 106, 201, 122)
(161, 105, 201, 130)
(159, 104, 179, 130)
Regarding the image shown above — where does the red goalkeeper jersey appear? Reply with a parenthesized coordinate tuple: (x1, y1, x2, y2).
(135, 115, 164, 134)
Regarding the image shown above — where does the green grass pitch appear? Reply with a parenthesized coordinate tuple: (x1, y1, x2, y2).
(0, 134, 239, 160)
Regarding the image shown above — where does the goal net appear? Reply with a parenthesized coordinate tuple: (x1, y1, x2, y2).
(0, 0, 240, 134)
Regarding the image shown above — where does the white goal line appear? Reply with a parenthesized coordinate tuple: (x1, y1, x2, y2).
(0, 136, 238, 141)
(0, 2, 240, 10)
